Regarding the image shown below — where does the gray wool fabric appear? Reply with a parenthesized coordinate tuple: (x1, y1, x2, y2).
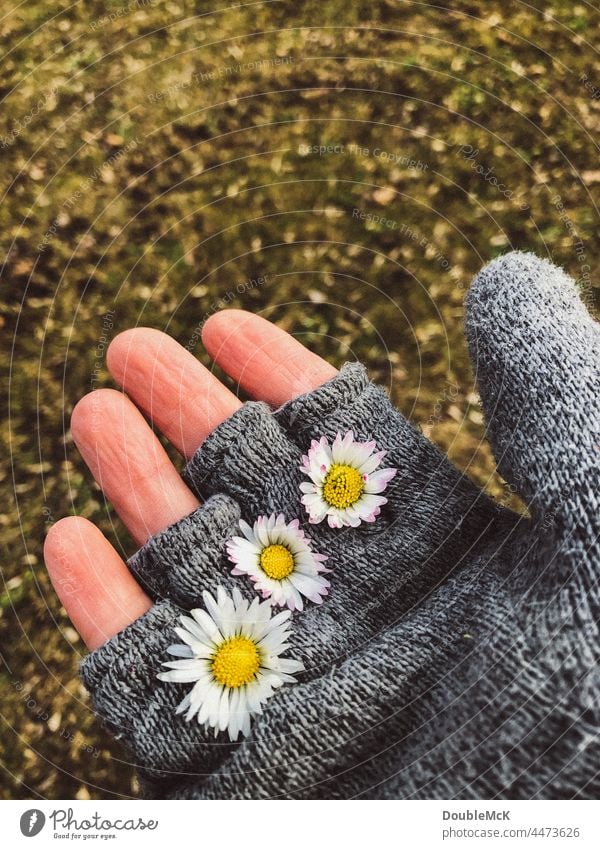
(80, 251, 600, 799)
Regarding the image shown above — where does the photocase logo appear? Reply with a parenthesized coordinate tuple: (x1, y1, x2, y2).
(19, 810, 46, 837)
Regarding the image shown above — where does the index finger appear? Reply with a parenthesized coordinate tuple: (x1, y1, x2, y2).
(201, 309, 338, 406)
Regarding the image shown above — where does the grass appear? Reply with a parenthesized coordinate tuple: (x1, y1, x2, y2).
(1, 0, 598, 798)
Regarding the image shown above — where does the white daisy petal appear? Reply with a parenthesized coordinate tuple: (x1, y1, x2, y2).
(245, 681, 264, 714)
(201, 592, 227, 635)
(358, 452, 385, 475)
(279, 657, 306, 674)
(235, 690, 251, 739)
(290, 572, 329, 602)
(364, 466, 397, 493)
(162, 658, 207, 671)
(358, 493, 388, 513)
(240, 707, 252, 738)
(167, 644, 194, 658)
(197, 681, 221, 725)
(158, 667, 204, 683)
(228, 688, 241, 741)
(175, 692, 192, 715)
(182, 613, 219, 645)
(173, 626, 210, 654)
(254, 610, 291, 642)
(217, 688, 231, 732)
(239, 519, 255, 541)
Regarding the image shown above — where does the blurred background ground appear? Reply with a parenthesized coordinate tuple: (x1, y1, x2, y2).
(1, 0, 598, 798)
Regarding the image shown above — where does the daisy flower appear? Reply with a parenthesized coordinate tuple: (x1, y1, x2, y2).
(299, 431, 397, 528)
(158, 586, 304, 741)
(226, 513, 330, 611)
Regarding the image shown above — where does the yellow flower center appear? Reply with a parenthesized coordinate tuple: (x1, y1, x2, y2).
(211, 636, 260, 688)
(322, 463, 364, 509)
(260, 543, 295, 580)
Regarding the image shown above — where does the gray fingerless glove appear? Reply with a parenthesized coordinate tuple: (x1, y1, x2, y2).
(81, 251, 599, 799)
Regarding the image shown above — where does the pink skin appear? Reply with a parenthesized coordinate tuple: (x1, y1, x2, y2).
(44, 310, 337, 650)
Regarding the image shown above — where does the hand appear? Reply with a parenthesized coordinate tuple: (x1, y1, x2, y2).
(43, 252, 599, 799)
(43, 311, 337, 650)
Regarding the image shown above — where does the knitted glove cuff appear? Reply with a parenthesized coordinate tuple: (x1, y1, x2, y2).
(275, 362, 370, 433)
(81, 600, 236, 783)
(127, 493, 241, 605)
(182, 401, 301, 509)
(181, 362, 396, 517)
(80, 600, 179, 694)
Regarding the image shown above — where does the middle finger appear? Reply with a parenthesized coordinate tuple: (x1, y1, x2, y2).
(107, 327, 242, 459)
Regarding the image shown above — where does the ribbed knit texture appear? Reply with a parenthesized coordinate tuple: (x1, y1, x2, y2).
(81, 251, 599, 799)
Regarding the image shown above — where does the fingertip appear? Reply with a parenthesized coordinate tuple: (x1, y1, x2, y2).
(106, 328, 135, 384)
(71, 388, 125, 447)
(44, 517, 90, 617)
(466, 251, 588, 327)
(44, 516, 152, 650)
(107, 327, 168, 386)
(201, 309, 254, 357)
(108, 324, 242, 456)
(44, 515, 92, 567)
(202, 309, 337, 405)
